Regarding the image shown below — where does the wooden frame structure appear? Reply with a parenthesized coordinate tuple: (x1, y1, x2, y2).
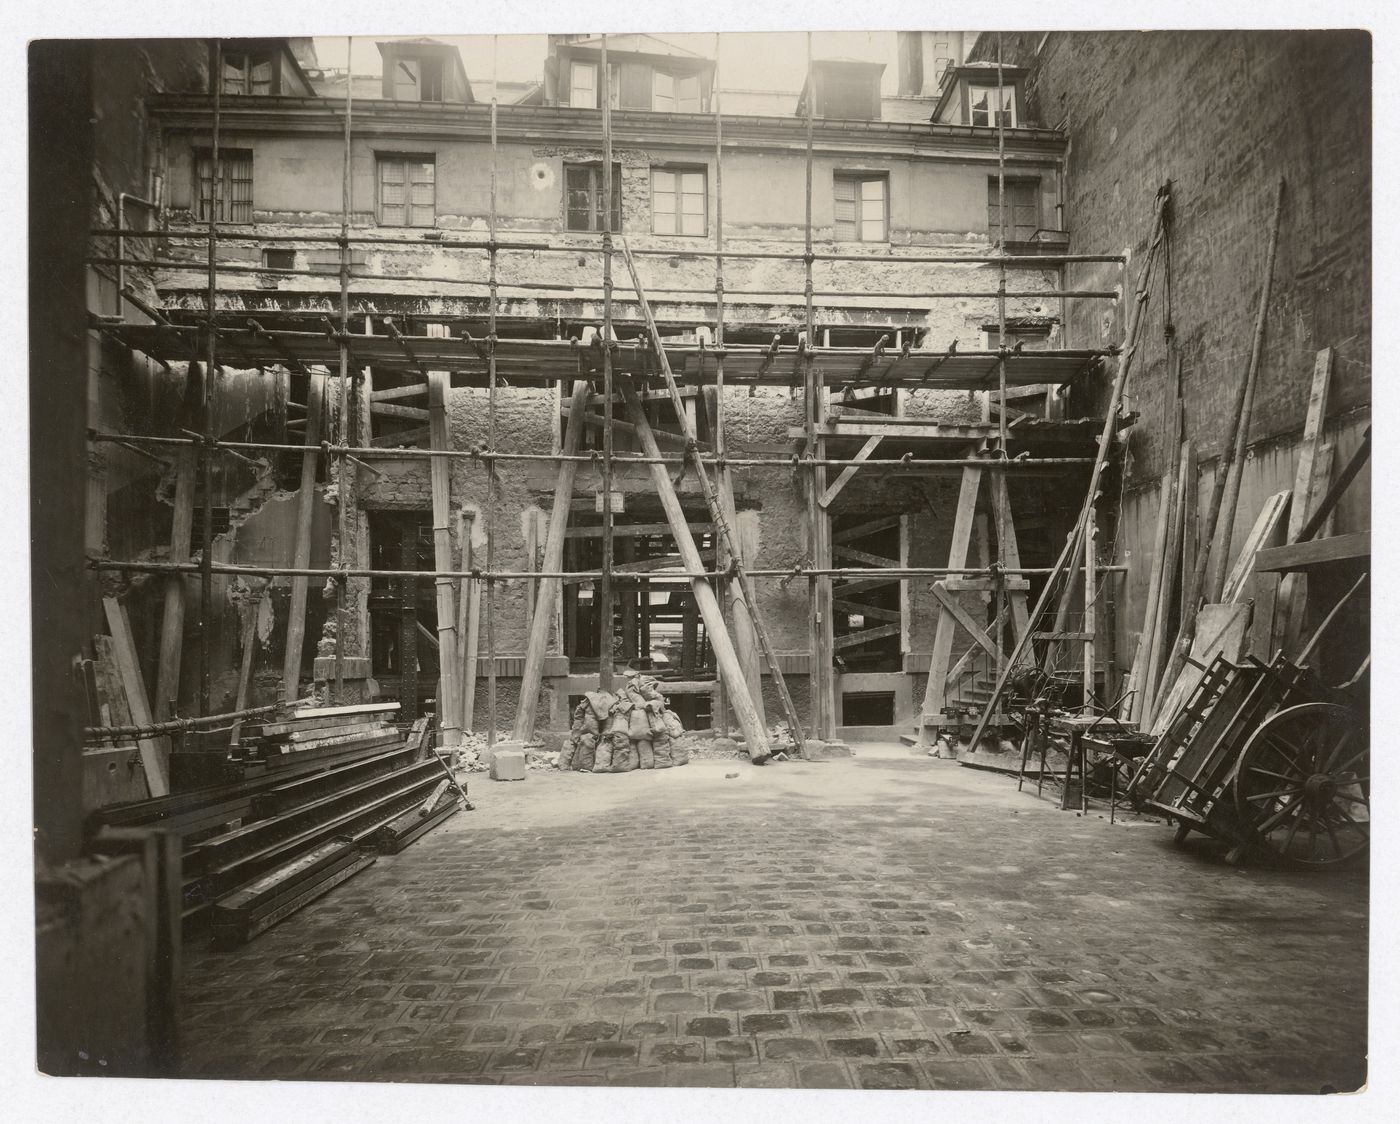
(86, 34, 1138, 763)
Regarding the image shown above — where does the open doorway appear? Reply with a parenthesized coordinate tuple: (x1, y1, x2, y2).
(367, 510, 438, 718)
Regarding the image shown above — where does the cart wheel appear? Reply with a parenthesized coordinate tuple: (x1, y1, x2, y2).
(1173, 821, 1192, 846)
(1233, 702, 1368, 867)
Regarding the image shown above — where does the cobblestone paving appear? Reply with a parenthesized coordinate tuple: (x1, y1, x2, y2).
(178, 745, 1367, 1092)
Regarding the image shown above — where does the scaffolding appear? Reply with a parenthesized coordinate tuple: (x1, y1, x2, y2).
(87, 34, 1138, 762)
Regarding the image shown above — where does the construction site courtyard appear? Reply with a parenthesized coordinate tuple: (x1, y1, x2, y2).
(176, 745, 1369, 1093)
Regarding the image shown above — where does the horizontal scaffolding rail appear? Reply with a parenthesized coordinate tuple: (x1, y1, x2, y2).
(91, 227, 1127, 267)
(90, 321, 1110, 390)
(88, 431, 1099, 468)
(90, 557, 1128, 582)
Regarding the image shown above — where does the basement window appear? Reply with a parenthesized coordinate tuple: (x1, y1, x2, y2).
(843, 691, 896, 726)
(378, 155, 436, 228)
(651, 167, 706, 236)
(194, 148, 254, 224)
(834, 173, 888, 242)
(969, 85, 1016, 127)
(262, 248, 295, 270)
(987, 177, 1040, 243)
(564, 163, 622, 233)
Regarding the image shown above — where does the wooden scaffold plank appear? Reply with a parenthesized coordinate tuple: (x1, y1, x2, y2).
(281, 373, 327, 703)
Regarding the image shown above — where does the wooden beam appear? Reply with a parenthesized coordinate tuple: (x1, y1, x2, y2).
(228, 582, 267, 746)
(427, 371, 460, 744)
(371, 382, 428, 402)
(1254, 531, 1370, 574)
(991, 473, 1031, 643)
(371, 401, 430, 421)
(102, 597, 170, 797)
(456, 511, 480, 732)
(1222, 491, 1291, 604)
(918, 465, 982, 737)
(372, 425, 429, 448)
(512, 381, 590, 741)
(561, 406, 709, 452)
(1279, 347, 1335, 651)
(833, 622, 901, 651)
(565, 521, 710, 540)
(832, 515, 901, 544)
(621, 381, 771, 758)
(832, 598, 902, 623)
(833, 544, 900, 568)
(930, 583, 1000, 659)
(153, 444, 196, 721)
(281, 373, 326, 703)
(818, 435, 882, 509)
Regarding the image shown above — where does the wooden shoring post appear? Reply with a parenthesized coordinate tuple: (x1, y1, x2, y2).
(1279, 346, 1334, 652)
(710, 42, 764, 729)
(802, 32, 837, 743)
(621, 381, 772, 760)
(281, 373, 326, 702)
(333, 35, 354, 703)
(1159, 178, 1286, 694)
(427, 372, 461, 745)
(1082, 499, 1097, 704)
(991, 472, 1031, 643)
(455, 510, 479, 731)
(485, 39, 500, 747)
(618, 241, 802, 751)
(154, 369, 201, 721)
(513, 381, 590, 742)
(918, 464, 983, 745)
(965, 186, 1169, 755)
(199, 39, 223, 717)
(103, 596, 171, 797)
(599, 34, 616, 691)
(1138, 403, 1184, 720)
(1204, 177, 1288, 604)
(229, 578, 269, 745)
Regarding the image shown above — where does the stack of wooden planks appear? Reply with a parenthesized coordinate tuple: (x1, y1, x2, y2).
(88, 710, 467, 948)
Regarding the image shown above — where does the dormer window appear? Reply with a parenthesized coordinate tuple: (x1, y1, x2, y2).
(652, 71, 703, 112)
(394, 56, 443, 102)
(222, 51, 274, 96)
(969, 85, 1016, 127)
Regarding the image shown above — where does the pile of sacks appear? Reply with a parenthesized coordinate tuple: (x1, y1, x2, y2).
(559, 671, 692, 772)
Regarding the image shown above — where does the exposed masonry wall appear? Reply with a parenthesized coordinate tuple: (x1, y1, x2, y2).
(992, 30, 1371, 684)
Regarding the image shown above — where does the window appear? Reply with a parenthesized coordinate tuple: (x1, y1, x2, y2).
(194, 148, 253, 223)
(262, 248, 295, 270)
(565, 163, 622, 232)
(222, 52, 274, 95)
(653, 71, 702, 112)
(969, 85, 1016, 127)
(987, 177, 1040, 242)
(570, 61, 597, 108)
(378, 155, 436, 227)
(834, 174, 887, 242)
(651, 168, 706, 236)
(392, 56, 443, 102)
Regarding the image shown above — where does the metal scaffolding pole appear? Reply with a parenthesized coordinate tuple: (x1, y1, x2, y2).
(485, 38, 500, 745)
(599, 34, 615, 692)
(198, 39, 223, 717)
(333, 35, 353, 702)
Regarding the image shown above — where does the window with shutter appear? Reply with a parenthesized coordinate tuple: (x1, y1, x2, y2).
(987, 178, 1040, 242)
(653, 71, 674, 111)
(378, 156, 436, 228)
(222, 53, 274, 95)
(834, 174, 887, 242)
(393, 58, 421, 101)
(651, 168, 706, 236)
(676, 74, 702, 112)
(194, 148, 254, 223)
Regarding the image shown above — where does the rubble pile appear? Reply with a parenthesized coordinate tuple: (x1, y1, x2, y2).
(559, 672, 692, 773)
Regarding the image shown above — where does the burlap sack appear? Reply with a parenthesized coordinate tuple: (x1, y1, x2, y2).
(605, 709, 631, 738)
(664, 709, 685, 739)
(591, 736, 614, 773)
(651, 732, 673, 768)
(671, 735, 691, 766)
(557, 739, 577, 771)
(628, 707, 651, 741)
(572, 731, 598, 772)
(636, 738, 655, 769)
(610, 733, 637, 772)
(646, 700, 668, 735)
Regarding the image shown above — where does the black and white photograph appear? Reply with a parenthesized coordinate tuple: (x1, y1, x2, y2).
(18, 1, 1390, 1116)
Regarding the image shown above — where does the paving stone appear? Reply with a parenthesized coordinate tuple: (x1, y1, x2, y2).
(175, 754, 1367, 1094)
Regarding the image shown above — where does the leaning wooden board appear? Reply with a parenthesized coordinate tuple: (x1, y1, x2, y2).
(102, 596, 171, 797)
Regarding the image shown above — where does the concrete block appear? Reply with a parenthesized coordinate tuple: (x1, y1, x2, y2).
(802, 740, 853, 760)
(491, 749, 527, 782)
